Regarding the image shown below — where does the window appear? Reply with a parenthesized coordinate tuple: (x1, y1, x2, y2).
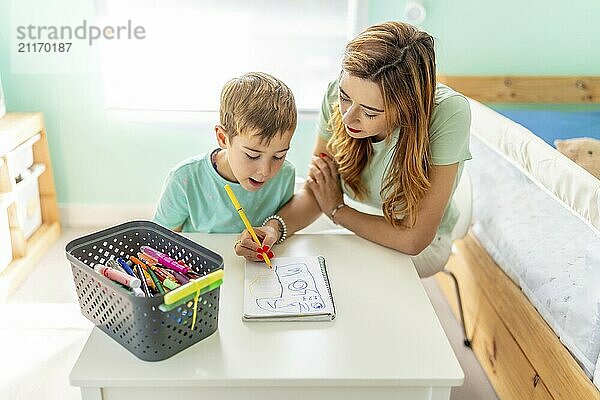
(97, 0, 366, 113)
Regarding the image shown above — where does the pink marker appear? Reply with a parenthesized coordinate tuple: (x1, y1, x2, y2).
(94, 264, 141, 289)
(140, 246, 189, 274)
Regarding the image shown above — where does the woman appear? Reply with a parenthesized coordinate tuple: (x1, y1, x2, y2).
(236, 21, 471, 278)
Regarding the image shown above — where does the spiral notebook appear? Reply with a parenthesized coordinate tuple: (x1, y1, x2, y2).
(243, 256, 336, 321)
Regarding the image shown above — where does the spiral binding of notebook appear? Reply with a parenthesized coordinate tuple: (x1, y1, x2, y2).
(317, 256, 336, 318)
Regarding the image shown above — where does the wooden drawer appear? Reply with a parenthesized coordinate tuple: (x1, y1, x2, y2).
(9, 164, 45, 239)
(4, 134, 41, 188)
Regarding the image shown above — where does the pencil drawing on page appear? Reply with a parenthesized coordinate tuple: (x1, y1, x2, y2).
(252, 263, 326, 314)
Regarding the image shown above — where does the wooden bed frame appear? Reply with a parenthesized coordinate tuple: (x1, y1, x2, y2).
(437, 76, 600, 103)
(433, 75, 600, 399)
(436, 232, 600, 400)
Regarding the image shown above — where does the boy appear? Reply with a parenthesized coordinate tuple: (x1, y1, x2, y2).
(153, 72, 296, 241)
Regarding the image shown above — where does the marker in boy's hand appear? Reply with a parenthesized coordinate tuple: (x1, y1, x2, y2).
(234, 225, 276, 262)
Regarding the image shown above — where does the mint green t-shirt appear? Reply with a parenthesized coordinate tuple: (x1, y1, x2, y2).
(153, 151, 295, 233)
(317, 80, 472, 234)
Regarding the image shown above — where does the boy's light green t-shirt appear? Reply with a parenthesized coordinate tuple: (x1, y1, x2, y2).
(318, 80, 472, 234)
(153, 151, 295, 233)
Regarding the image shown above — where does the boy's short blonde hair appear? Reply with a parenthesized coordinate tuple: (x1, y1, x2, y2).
(220, 72, 297, 143)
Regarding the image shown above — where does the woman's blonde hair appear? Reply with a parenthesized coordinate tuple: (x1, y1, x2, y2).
(328, 21, 436, 228)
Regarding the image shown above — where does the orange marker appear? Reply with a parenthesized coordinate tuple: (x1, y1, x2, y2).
(129, 256, 157, 292)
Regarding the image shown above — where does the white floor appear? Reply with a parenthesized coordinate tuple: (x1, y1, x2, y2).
(1, 227, 498, 400)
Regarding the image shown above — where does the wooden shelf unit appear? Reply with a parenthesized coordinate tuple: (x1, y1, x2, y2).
(0, 112, 61, 302)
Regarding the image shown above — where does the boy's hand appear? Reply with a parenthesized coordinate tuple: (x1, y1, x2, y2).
(233, 226, 277, 262)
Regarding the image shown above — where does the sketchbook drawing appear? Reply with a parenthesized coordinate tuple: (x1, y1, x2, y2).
(254, 262, 326, 314)
(244, 256, 335, 321)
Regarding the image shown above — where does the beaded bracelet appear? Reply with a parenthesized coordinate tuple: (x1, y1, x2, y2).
(329, 203, 346, 224)
(262, 214, 287, 244)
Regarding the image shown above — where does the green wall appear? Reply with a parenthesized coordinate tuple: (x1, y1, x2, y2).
(1, 0, 598, 207)
(370, 0, 600, 74)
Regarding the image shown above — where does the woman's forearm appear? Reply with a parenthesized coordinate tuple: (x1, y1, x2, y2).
(332, 205, 436, 255)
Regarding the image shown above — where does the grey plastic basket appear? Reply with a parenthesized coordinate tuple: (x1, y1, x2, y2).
(65, 220, 224, 361)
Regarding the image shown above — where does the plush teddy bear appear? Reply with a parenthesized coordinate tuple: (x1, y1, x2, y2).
(555, 137, 600, 180)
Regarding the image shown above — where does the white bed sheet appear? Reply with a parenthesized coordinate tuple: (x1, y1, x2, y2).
(469, 135, 600, 382)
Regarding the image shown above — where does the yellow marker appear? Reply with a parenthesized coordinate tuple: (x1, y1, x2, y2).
(224, 184, 272, 268)
(163, 269, 225, 306)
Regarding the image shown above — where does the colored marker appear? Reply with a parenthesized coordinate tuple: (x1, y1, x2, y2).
(132, 255, 179, 291)
(163, 269, 225, 307)
(105, 279, 144, 297)
(131, 287, 145, 297)
(155, 264, 181, 283)
(130, 258, 157, 293)
(159, 278, 223, 312)
(96, 267, 143, 296)
(137, 252, 158, 266)
(106, 257, 127, 273)
(161, 278, 179, 290)
(224, 184, 272, 268)
(129, 255, 149, 270)
(142, 267, 157, 293)
(140, 246, 189, 274)
(149, 266, 180, 290)
(186, 270, 202, 280)
(145, 264, 165, 294)
(116, 257, 136, 276)
(94, 264, 141, 289)
(168, 268, 190, 284)
(133, 263, 152, 297)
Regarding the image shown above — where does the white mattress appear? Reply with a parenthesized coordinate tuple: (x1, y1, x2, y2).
(467, 100, 600, 384)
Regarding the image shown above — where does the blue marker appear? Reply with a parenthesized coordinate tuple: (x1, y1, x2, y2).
(106, 257, 127, 274)
(117, 257, 136, 276)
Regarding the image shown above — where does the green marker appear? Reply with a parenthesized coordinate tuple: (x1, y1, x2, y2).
(162, 278, 180, 291)
(146, 265, 165, 294)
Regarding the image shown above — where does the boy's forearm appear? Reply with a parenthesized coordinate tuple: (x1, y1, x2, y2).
(272, 187, 322, 236)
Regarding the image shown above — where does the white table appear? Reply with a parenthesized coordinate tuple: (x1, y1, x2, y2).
(70, 233, 463, 400)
